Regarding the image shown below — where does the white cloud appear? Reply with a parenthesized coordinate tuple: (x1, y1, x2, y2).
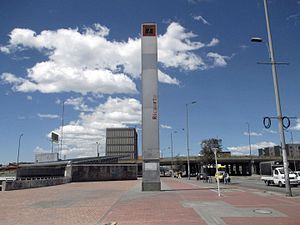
(207, 52, 228, 67)
(27, 95, 32, 100)
(227, 141, 276, 155)
(37, 113, 60, 119)
(287, 12, 300, 25)
(193, 15, 210, 25)
(34, 146, 49, 154)
(1, 22, 229, 94)
(52, 96, 141, 158)
(240, 44, 249, 50)
(65, 97, 93, 112)
(161, 124, 172, 129)
(291, 119, 300, 131)
(158, 70, 180, 85)
(0, 46, 10, 54)
(158, 22, 207, 71)
(207, 38, 219, 47)
(243, 131, 262, 136)
(263, 128, 277, 134)
(2, 62, 137, 94)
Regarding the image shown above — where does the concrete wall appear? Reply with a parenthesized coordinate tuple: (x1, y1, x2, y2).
(2, 177, 71, 191)
(17, 166, 65, 178)
(70, 164, 137, 182)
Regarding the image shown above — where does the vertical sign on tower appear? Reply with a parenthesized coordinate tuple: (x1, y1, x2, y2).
(141, 23, 161, 191)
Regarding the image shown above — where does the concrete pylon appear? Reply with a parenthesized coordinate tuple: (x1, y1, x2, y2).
(141, 23, 161, 191)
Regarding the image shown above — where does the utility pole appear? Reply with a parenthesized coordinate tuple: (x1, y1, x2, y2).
(60, 101, 65, 160)
(17, 133, 24, 165)
(263, 0, 291, 196)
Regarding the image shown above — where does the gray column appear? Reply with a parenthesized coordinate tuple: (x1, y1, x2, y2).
(141, 23, 161, 191)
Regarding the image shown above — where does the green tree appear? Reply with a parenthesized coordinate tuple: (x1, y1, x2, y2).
(200, 138, 223, 165)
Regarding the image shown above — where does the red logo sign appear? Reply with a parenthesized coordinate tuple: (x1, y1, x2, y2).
(143, 24, 156, 36)
(152, 95, 158, 120)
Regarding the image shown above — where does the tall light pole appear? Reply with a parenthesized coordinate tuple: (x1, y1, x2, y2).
(186, 101, 197, 180)
(246, 123, 252, 156)
(286, 130, 296, 171)
(246, 122, 253, 174)
(251, 0, 291, 196)
(17, 133, 24, 165)
(213, 148, 221, 197)
(170, 130, 178, 170)
(60, 100, 65, 160)
(96, 142, 100, 157)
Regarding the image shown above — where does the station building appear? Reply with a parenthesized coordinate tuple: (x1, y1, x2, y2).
(105, 128, 138, 160)
(258, 144, 300, 157)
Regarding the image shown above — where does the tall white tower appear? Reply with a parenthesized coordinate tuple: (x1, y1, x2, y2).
(141, 23, 161, 191)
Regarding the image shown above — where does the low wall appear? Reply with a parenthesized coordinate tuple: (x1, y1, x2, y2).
(2, 177, 71, 191)
(71, 164, 137, 182)
(17, 166, 65, 178)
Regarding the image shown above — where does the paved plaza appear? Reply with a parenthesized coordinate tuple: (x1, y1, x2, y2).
(1, 177, 300, 225)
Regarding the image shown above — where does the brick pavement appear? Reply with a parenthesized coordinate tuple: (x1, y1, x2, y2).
(0, 178, 300, 225)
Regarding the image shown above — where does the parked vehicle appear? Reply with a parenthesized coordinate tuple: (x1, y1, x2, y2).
(215, 165, 230, 182)
(294, 171, 300, 184)
(197, 173, 208, 180)
(260, 161, 298, 187)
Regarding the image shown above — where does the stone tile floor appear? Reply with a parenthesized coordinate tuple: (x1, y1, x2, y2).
(1, 178, 300, 225)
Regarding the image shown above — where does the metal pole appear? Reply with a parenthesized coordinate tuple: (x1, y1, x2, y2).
(246, 123, 252, 157)
(17, 133, 24, 165)
(213, 148, 221, 197)
(186, 101, 196, 180)
(246, 122, 253, 174)
(51, 140, 54, 153)
(171, 132, 174, 170)
(290, 131, 296, 171)
(96, 142, 99, 157)
(186, 104, 191, 180)
(60, 101, 65, 160)
(263, 0, 291, 196)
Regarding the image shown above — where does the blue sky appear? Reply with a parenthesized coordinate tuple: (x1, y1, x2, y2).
(1, 0, 300, 164)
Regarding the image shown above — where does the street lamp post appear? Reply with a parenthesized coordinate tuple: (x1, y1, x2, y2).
(287, 130, 296, 171)
(246, 122, 253, 174)
(170, 130, 178, 171)
(213, 148, 221, 197)
(186, 101, 197, 180)
(251, 0, 291, 196)
(96, 142, 100, 157)
(246, 123, 252, 157)
(17, 133, 24, 165)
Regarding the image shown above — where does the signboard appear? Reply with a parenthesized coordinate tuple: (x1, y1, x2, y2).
(51, 132, 59, 143)
(143, 24, 156, 36)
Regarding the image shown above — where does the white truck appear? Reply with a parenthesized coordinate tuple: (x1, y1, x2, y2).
(260, 161, 298, 187)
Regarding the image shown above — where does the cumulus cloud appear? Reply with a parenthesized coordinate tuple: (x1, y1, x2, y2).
(207, 38, 219, 47)
(227, 141, 276, 155)
(161, 124, 172, 129)
(287, 12, 300, 26)
(37, 113, 60, 119)
(65, 97, 93, 112)
(193, 15, 210, 25)
(2, 63, 137, 94)
(158, 22, 207, 70)
(27, 95, 32, 100)
(1, 22, 229, 93)
(243, 132, 262, 136)
(158, 70, 180, 85)
(291, 119, 300, 131)
(52, 97, 141, 158)
(207, 52, 228, 67)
